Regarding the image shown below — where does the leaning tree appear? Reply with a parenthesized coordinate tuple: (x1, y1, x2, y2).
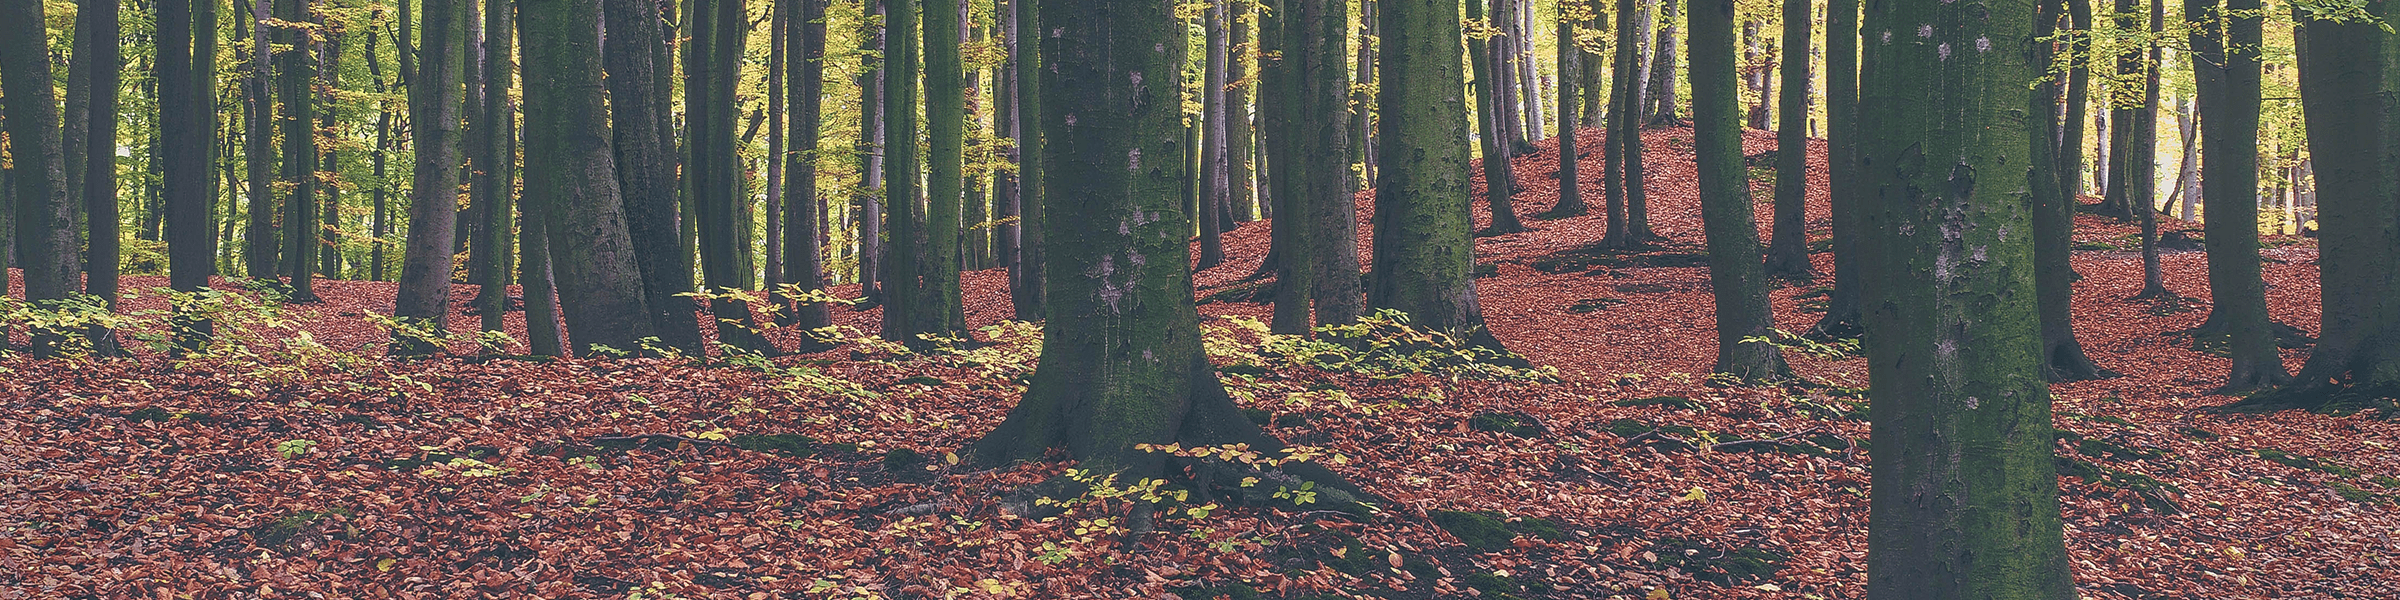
(966, 0, 1370, 512)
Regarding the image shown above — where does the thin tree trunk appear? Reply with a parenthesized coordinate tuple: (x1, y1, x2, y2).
(922, 0, 968, 337)
(86, 0, 124, 340)
(1642, 0, 1681, 126)
(766, 0, 786, 294)
(280, 0, 322, 302)
(2032, 0, 2107, 381)
(1813, 0, 1862, 337)
(321, 30, 347, 281)
(857, 0, 885, 303)
(1763, 0, 1812, 279)
(1514, 0, 1544, 141)
(1227, 5, 1256, 222)
(168, 0, 223, 350)
(64, 8, 91, 262)
(783, 0, 832, 332)
(1690, 0, 1787, 381)
(686, 0, 776, 353)
(1352, 0, 1378, 184)
(1550, 10, 1581, 220)
(1468, 0, 1523, 235)
(476, 0, 517, 334)
(1008, 0, 1042, 320)
(1197, 0, 1230, 270)
(1618, 0, 1656, 242)
(881, 0, 923, 342)
(367, 24, 392, 282)
(246, 0, 280, 278)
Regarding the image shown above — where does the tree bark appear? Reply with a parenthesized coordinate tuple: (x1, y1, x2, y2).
(967, 0, 1370, 515)
(881, 0, 925, 342)
(1550, 11, 1582, 220)
(1467, 0, 1524, 235)
(1763, 0, 1813, 279)
(521, 0, 659, 355)
(164, 0, 220, 349)
(2188, 0, 2287, 391)
(604, 0, 704, 353)
(2131, 0, 2167, 299)
(1369, 0, 1500, 348)
(1008, 0, 1044, 320)
(1198, 0, 1231, 271)
(2029, 0, 2108, 381)
(1302, 0, 1361, 328)
(279, 0, 322, 302)
(1, 0, 77, 350)
(686, 0, 776, 353)
(392, 0, 468, 354)
(1812, 0, 1862, 337)
(782, 0, 833, 332)
(1617, 0, 1655, 241)
(320, 31, 347, 281)
(247, 0, 280, 278)
(475, 0, 518, 334)
(1859, 1, 2074, 595)
(1227, 6, 1256, 223)
(1689, 0, 1787, 382)
(857, 0, 886, 303)
(1642, 0, 1681, 126)
(922, 0, 968, 338)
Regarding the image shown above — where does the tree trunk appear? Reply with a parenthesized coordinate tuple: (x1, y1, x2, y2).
(246, 0, 280, 278)
(1369, 0, 1501, 349)
(685, 0, 775, 353)
(766, 0, 787, 294)
(1550, 11, 1582, 221)
(1467, 0, 1524, 235)
(1762, 0, 1812, 279)
(2231, 0, 2399, 410)
(1352, 0, 1379, 184)
(1858, 0, 2074, 594)
(320, 31, 347, 281)
(2030, 0, 2107, 381)
(967, 0, 1370, 515)
(1617, 0, 1656, 242)
(1643, 0, 1681, 126)
(1197, 0, 1231, 270)
(1742, 18, 1767, 130)
(85, 0, 124, 342)
(521, 187, 565, 356)
(601, 0, 703, 353)
(1302, 0, 1362, 328)
(1008, 0, 1044, 320)
(1228, 6, 1256, 223)
(64, 9, 91, 263)
(1491, 0, 1532, 152)
(2131, 0, 2166, 298)
(164, 0, 219, 349)
(2171, 94, 2197, 220)
(392, 0, 468, 354)
(1, 0, 77, 353)
(923, 0, 968, 338)
(279, 0, 322, 302)
(1514, 0, 1544, 142)
(857, 0, 886, 303)
(2189, 0, 2287, 391)
(1689, 0, 1788, 382)
(521, 0, 660, 356)
(1812, 0, 1862, 337)
(996, 0, 1022, 280)
(783, 0, 833, 332)
(473, 0, 515, 334)
(881, 0, 925, 342)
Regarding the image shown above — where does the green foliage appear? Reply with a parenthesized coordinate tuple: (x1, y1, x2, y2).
(1612, 396, 1706, 410)
(275, 439, 319, 459)
(1469, 411, 1545, 437)
(1648, 538, 1789, 585)
(0, 293, 139, 357)
(1739, 328, 1859, 360)
(1205, 311, 1556, 381)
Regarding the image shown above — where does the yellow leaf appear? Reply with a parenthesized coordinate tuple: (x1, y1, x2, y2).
(1678, 487, 1708, 502)
(678, 476, 702, 485)
(1647, 589, 1672, 600)
(375, 558, 395, 572)
(944, 451, 960, 465)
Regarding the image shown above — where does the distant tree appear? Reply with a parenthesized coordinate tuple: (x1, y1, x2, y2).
(1466, 0, 1525, 235)
(521, 0, 660, 355)
(2127, 0, 2171, 299)
(1369, 0, 1502, 349)
(923, 0, 968, 336)
(1264, 0, 1359, 333)
(392, 0, 468, 355)
(1616, 0, 1657, 242)
(474, 0, 518, 337)
(1858, 0, 2074, 594)
(1812, 0, 1862, 337)
(246, 0, 279, 279)
(1197, 0, 1231, 271)
(279, 0, 323, 303)
(2230, 0, 2400, 410)
(857, 0, 888, 305)
(1642, 0, 1682, 126)
(2, 0, 81, 355)
(1007, 0, 1045, 320)
(1761, 0, 1812, 279)
(81, 0, 124, 353)
(2188, 0, 2287, 391)
(882, 0, 927, 343)
(604, 0, 705, 354)
(1548, 4, 1582, 221)
(966, 0, 1371, 514)
(1687, 0, 1787, 381)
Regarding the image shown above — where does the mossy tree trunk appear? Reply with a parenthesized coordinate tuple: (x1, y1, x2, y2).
(607, 0, 706, 354)
(1688, 0, 1788, 382)
(1197, 0, 1231, 271)
(783, 0, 834, 332)
(1613, 0, 1654, 242)
(245, 0, 280, 280)
(1548, 4, 1582, 221)
(2130, 0, 2170, 299)
(923, 0, 969, 337)
(1008, 0, 1046, 321)
(2232, 0, 2400, 410)
(2031, 0, 2107, 381)
(1272, 0, 1359, 331)
(279, 0, 322, 302)
(1762, 0, 1812, 279)
(1642, 0, 1681, 126)
(1858, 0, 2074, 595)
(2188, 0, 2287, 391)
(522, 0, 660, 356)
(1812, 0, 1863, 337)
(1369, 0, 1499, 348)
(392, 0, 468, 354)
(881, 0, 926, 343)
(163, 0, 219, 349)
(689, 0, 776, 354)
(476, 0, 518, 337)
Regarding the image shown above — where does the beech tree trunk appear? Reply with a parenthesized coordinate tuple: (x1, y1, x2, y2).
(521, 0, 659, 355)
(2132, 0, 2167, 299)
(687, 0, 776, 353)
(1, 0, 76, 343)
(923, 0, 968, 338)
(1467, 0, 1524, 235)
(1197, 0, 1231, 271)
(475, 0, 516, 335)
(1643, 0, 1681, 126)
(1008, 0, 1044, 320)
(164, 0, 219, 349)
(1813, 0, 1862, 337)
(1543, 5, 1584, 220)
(246, 0, 280, 279)
(1762, 0, 1812, 279)
(1689, 0, 1787, 382)
(279, 0, 322, 302)
(2189, 0, 2287, 391)
(1370, 0, 1501, 349)
(881, 0, 925, 342)
(392, 0, 468, 354)
(606, 0, 706, 354)
(2030, 0, 2108, 381)
(782, 0, 833, 332)
(1858, 0, 2074, 594)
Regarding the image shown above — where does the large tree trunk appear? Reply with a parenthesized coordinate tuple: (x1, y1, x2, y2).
(922, 0, 968, 338)
(475, 0, 518, 334)
(1762, 0, 1812, 279)
(1369, 0, 1501, 349)
(392, 0, 468, 355)
(1302, 0, 1361, 329)
(2231, 0, 2400, 410)
(967, 0, 1369, 516)
(1617, 0, 1655, 242)
(1, 0, 76, 345)
(279, 0, 322, 302)
(1689, 0, 1787, 382)
(2189, 0, 2287, 391)
(1466, 0, 1524, 235)
(81, 0, 123, 353)
(782, 0, 833, 332)
(606, 0, 705, 354)
(1008, 0, 1044, 320)
(1812, 0, 1862, 337)
(522, 0, 660, 355)
(164, 0, 220, 349)
(1859, 0, 2074, 594)
(881, 0, 924, 342)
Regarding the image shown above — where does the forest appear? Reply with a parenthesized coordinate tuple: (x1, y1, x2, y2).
(2, 0, 2396, 597)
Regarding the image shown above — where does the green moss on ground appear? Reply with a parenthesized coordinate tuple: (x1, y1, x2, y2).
(1432, 510, 1563, 552)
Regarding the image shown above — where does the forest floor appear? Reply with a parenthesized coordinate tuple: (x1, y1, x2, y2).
(6, 127, 2394, 600)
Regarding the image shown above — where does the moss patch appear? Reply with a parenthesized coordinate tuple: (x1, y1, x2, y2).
(2057, 456, 2184, 513)
(1567, 298, 1626, 313)
(1469, 412, 1546, 437)
(1431, 510, 1562, 552)
(731, 433, 819, 457)
(1649, 538, 1787, 585)
(1611, 395, 1704, 411)
(2255, 448, 2359, 477)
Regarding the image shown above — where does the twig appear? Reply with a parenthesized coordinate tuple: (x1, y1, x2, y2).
(1706, 428, 1824, 453)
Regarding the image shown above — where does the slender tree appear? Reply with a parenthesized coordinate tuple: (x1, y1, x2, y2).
(2, 0, 79, 355)
(2130, 0, 2169, 299)
(367, 21, 393, 282)
(392, 0, 469, 354)
(2188, 0, 2286, 391)
(475, 0, 518, 335)
(1762, 0, 1812, 279)
(320, 31, 347, 280)
(783, 0, 833, 332)
(1860, 0, 2074, 594)
(1009, 0, 1045, 320)
(965, 0, 1371, 515)
(1197, 0, 1231, 270)
(1352, 0, 1378, 182)
(1689, 0, 1787, 381)
(881, 0, 927, 342)
(246, 0, 280, 278)
(922, 0, 968, 337)
(1467, 0, 1524, 235)
(1296, 0, 1359, 328)
(1491, 0, 1532, 152)
(82, 0, 125, 353)
(1616, 0, 1657, 241)
(858, 0, 887, 304)
(1227, 4, 1257, 223)
(521, 0, 660, 355)
(2230, 0, 2399, 409)
(2031, 0, 2108, 380)
(280, 0, 322, 302)
(1550, 8, 1582, 221)
(687, 0, 776, 353)
(64, 9, 90, 258)
(1369, 0, 1501, 348)
(164, 0, 219, 349)
(1643, 0, 1681, 126)
(1812, 0, 1862, 337)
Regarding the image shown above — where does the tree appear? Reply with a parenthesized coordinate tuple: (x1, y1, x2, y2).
(1227, 5, 1257, 223)
(1859, 0, 2074, 594)
(280, 0, 322, 302)
(1615, 0, 1657, 242)
(1466, 0, 1524, 235)
(782, 0, 834, 333)
(923, 0, 968, 336)
(1263, 0, 1358, 332)
(1688, 0, 1787, 381)
(1009, 0, 1046, 321)
(80, 0, 124, 352)
(521, 0, 660, 355)
(604, 0, 705, 354)
(1369, 0, 1501, 348)
(882, 0, 927, 343)
(1761, 0, 1812, 279)
(2188, 0, 2287, 391)
(2230, 0, 2400, 410)
(1197, 0, 1231, 271)
(3, 0, 81, 354)
(1548, 5, 1582, 222)
(2031, 0, 2108, 381)
(1812, 0, 1862, 337)
(246, 0, 279, 279)
(164, 0, 219, 349)
(966, 0, 1370, 515)
(857, 0, 888, 305)
(475, 0, 519, 337)
(1642, 0, 1681, 126)
(392, 0, 468, 355)
(2127, 0, 2171, 299)
(688, 0, 776, 353)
